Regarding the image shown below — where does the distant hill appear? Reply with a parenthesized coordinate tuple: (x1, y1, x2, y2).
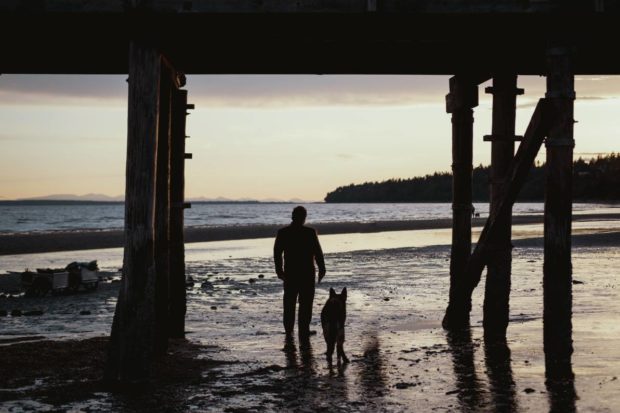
(325, 154, 620, 203)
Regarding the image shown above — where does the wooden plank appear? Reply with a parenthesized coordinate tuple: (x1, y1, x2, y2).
(2, 12, 620, 75)
(106, 40, 161, 383)
(0, 0, 603, 13)
(154, 60, 173, 355)
(168, 88, 188, 338)
(465, 98, 552, 295)
(482, 74, 518, 337)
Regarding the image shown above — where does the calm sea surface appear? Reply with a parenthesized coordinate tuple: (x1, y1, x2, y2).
(0, 202, 618, 234)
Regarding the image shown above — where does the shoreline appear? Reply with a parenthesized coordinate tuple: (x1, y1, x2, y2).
(1, 213, 620, 256)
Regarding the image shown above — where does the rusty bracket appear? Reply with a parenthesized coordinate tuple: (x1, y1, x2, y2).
(545, 138, 575, 147)
(545, 90, 576, 99)
(483, 134, 523, 142)
(484, 86, 524, 95)
(452, 203, 475, 212)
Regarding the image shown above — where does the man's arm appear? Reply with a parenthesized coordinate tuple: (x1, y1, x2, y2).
(274, 230, 285, 280)
(313, 230, 326, 282)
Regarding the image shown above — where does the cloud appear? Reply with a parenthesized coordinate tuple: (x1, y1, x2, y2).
(186, 75, 452, 107)
(1, 74, 620, 109)
(0, 74, 450, 108)
(0, 75, 126, 106)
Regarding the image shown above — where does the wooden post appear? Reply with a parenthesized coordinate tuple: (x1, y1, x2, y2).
(168, 87, 188, 338)
(443, 76, 478, 329)
(482, 75, 522, 337)
(154, 62, 173, 354)
(543, 46, 575, 374)
(106, 40, 161, 382)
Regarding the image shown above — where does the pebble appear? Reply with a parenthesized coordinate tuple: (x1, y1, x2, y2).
(523, 388, 536, 394)
(572, 279, 584, 285)
(249, 278, 256, 284)
(231, 306, 239, 310)
(80, 310, 91, 315)
(211, 306, 217, 310)
(258, 274, 264, 279)
(384, 297, 390, 301)
(201, 282, 214, 290)
(24, 310, 44, 316)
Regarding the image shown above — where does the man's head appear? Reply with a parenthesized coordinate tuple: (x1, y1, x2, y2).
(291, 206, 307, 225)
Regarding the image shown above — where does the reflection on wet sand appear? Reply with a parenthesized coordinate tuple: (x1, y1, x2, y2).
(484, 338, 518, 413)
(358, 334, 387, 400)
(283, 336, 316, 374)
(279, 336, 349, 409)
(446, 329, 485, 411)
(545, 357, 577, 413)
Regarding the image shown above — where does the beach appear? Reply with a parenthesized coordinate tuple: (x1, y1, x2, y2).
(1, 215, 620, 411)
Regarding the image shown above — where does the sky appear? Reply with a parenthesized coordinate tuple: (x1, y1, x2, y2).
(0, 75, 618, 201)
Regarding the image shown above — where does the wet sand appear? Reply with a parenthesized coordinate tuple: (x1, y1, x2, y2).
(2, 212, 620, 255)
(1, 227, 619, 412)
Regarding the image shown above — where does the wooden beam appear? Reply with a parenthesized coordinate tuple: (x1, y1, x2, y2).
(543, 46, 575, 372)
(106, 40, 161, 383)
(482, 74, 519, 337)
(442, 75, 478, 329)
(168, 88, 188, 339)
(463, 98, 553, 296)
(154, 60, 173, 355)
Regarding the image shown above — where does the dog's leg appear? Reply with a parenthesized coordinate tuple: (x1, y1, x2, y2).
(326, 339, 335, 366)
(337, 334, 349, 365)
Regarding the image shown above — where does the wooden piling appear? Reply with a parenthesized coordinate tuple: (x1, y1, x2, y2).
(483, 75, 521, 337)
(543, 46, 575, 371)
(443, 76, 478, 329)
(106, 40, 161, 382)
(168, 88, 188, 338)
(154, 62, 173, 354)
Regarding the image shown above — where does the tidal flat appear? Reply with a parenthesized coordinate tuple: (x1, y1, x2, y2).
(1, 228, 619, 412)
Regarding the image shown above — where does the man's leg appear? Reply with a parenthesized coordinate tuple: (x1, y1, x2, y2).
(283, 281, 298, 336)
(297, 278, 315, 339)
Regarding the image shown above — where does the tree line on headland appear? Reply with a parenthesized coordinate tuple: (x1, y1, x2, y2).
(324, 153, 620, 203)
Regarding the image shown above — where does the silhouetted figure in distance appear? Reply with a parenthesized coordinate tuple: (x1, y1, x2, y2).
(274, 206, 326, 342)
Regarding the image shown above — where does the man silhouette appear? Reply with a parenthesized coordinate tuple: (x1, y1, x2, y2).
(274, 206, 326, 341)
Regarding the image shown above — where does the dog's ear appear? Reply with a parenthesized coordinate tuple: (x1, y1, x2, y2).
(329, 288, 336, 298)
(341, 287, 347, 301)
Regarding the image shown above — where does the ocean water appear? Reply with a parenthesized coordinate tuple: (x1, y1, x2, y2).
(0, 202, 618, 234)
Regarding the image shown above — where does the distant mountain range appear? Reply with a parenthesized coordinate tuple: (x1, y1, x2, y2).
(8, 194, 313, 203)
(19, 193, 125, 202)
